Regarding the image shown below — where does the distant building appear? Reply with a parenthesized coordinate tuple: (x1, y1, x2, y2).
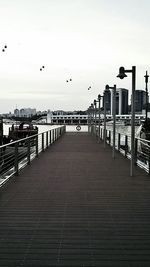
(135, 90, 147, 113)
(53, 110, 66, 116)
(14, 108, 19, 117)
(103, 89, 111, 113)
(104, 88, 129, 115)
(111, 88, 128, 115)
(14, 108, 36, 117)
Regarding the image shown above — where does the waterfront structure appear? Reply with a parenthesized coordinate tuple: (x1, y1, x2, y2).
(51, 114, 88, 124)
(53, 110, 66, 115)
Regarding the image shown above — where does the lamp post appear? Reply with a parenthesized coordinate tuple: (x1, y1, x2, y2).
(144, 71, 149, 123)
(103, 87, 109, 147)
(105, 84, 116, 158)
(94, 99, 97, 136)
(117, 66, 136, 177)
(98, 94, 101, 142)
(88, 105, 92, 133)
(87, 106, 90, 132)
(91, 103, 94, 134)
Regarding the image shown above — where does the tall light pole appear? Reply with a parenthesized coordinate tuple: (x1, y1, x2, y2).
(103, 87, 110, 147)
(87, 106, 90, 132)
(144, 71, 149, 123)
(105, 84, 116, 158)
(91, 103, 94, 134)
(0, 45, 7, 145)
(88, 105, 92, 133)
(117, 66, 136, 177)
(98, 94, 102, 142)
(94, 99, 97, 136)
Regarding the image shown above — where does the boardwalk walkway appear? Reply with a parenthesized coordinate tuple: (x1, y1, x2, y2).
(0, 132, 150, 267)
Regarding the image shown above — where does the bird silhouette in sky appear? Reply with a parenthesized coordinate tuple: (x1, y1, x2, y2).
(66, 78, 72, 82)
(88, 86, 91, 90)
(2, 45, 7, 52)
(40, 66, 45, 71)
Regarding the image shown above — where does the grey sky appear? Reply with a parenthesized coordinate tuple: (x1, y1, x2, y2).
(0, 0, 150, 112)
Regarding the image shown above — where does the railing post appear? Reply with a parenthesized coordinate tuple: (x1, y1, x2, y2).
(42, 133, 44, 151)
(109, 130, 111, 145)
(118, 133, 120, 151)
(148, 146, 150, 175)
(100, 128, 102, 140)
(36, 135, 38, 157)
(49, 130, 51, 145)
(106, 129, 107, 144)
(14, 142, 19, 176)
(56, 128, 58, 140)
(46, 131, 48, 149)
(134, 138, 138, 165)
(55, 129, 56, 141)
(27, 138, 30, 165)
(53, 129, 54, 143)
(125, 135, 128, 158)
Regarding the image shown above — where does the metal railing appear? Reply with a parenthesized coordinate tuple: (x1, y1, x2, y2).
(90, 125, 150, 174)
(0, 126, 66, 186)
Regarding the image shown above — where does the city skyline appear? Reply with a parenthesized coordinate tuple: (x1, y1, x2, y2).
(0, 0, 150, 113)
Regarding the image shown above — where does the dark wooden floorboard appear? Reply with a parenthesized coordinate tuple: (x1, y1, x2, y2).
(0, 133, 150, 266)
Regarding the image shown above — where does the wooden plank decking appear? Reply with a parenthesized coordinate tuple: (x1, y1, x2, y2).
(0, 132, 150, 266)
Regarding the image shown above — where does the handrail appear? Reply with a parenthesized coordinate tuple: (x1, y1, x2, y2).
(0, 125, 66, 186)
(90, 124, 150, 174)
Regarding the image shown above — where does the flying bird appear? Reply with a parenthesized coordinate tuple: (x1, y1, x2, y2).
(66, 78, 72, 82)
(88, 86, 91, 90)
(40, 65, 45, 71)
(2, 44, 7, 52)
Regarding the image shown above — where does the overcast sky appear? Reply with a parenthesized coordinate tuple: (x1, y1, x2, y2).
(0, 0, 150, 113)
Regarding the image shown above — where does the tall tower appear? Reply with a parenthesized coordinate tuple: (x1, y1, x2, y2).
(135, 90, 146, 112)
(110, 88, 128, 115)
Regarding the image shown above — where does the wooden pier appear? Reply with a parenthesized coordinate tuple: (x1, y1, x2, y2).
(0, 132, 150, 266)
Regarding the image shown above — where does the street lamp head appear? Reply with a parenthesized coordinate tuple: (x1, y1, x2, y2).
(98, 94, 101, 100)
(117, 66, 127, 79)
(105, 85, 109, 90)
(91, 103, 94, 108)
